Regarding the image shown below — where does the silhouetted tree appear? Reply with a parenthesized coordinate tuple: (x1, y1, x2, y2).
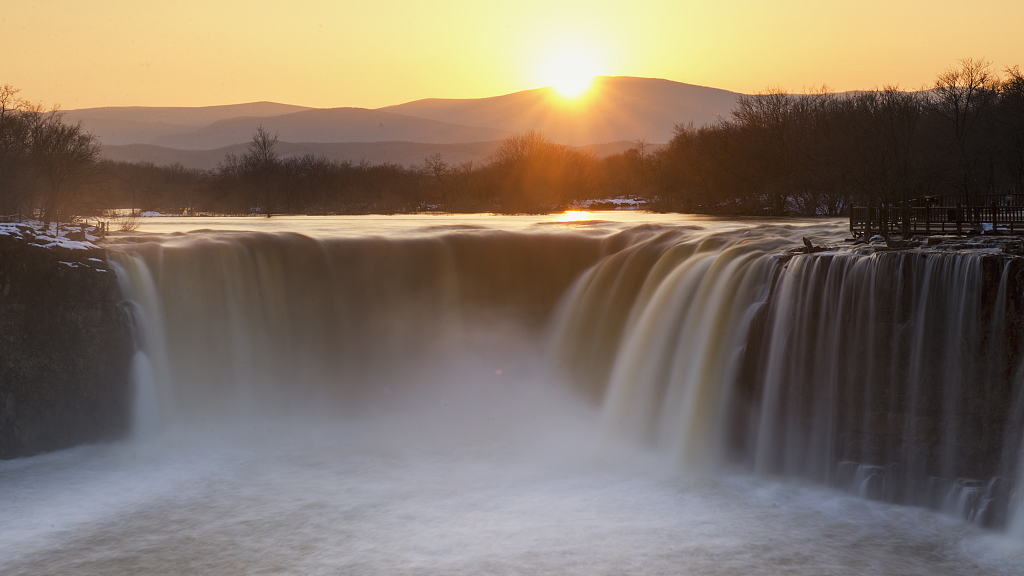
(421, 152, 451, 208)
(996, 66, 1024, 193)
(488, 130, 597, 212)
(216, 125, 281, 212)
(283, 153, 333, 213)
(24, 106, 102, 227)
(930, 58, 1000, 209)
(849, 87, 927, 210)
(0, 86, 31, 217)
(731, 88, 817, 215)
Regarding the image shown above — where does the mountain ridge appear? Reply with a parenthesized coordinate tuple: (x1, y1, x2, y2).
(378, 76, 740, 144)
(66, 77, 743, 163)
(148, 107, 512, 150)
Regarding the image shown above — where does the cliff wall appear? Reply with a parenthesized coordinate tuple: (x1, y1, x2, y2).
(0, 225, 133, 458)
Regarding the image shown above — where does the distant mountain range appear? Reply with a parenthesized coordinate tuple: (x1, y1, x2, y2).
(63, 102, 314, 146)
(379, 77, 740, 145)
(67, 77, 743, 169)
(148, 108, 512, 150)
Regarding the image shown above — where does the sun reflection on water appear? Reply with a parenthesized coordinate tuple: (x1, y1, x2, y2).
(554, 211, 594, 222)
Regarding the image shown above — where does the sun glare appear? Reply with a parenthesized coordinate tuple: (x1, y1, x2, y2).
(545, 48, 598, 99)
(555, 210, 594, 222)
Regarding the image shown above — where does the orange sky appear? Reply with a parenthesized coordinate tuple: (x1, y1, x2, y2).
(2, 0, 1022, 109)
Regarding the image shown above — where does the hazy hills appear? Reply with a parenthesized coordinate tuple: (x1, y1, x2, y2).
(380, 76, 740, 145)
(149, 108, 512, 150)
(69, 77, 742, 169)
(63, 102, 313, 146)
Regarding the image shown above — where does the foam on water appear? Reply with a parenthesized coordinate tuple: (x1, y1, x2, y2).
(2, 393, 1022, 575)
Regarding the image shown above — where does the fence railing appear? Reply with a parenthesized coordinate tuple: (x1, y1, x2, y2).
(851, 195, 1024, 237)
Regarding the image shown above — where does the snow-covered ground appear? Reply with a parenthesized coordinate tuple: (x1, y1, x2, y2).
(0, 222, 101, 250)
(576, 197, 648, 210)
(140, 210, 191, 217)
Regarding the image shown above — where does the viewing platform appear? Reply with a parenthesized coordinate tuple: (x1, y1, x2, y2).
(850, 194, 1024, 238)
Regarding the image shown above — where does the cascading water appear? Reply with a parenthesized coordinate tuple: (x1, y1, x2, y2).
(107, 230, 602, 424)
(552, 235, 1024, 531)
(3, 215, 1024, 575)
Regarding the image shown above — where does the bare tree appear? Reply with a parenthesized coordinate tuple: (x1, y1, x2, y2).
(931, 58, 1000, 209)
(423, 153, 449, 184)
(273, 153, 332, 214)
(659, 122, 722, 211)
(488, 130, 595, 212)
(997, 66, 1024, 193)
(243, 125, 279, 171)
(123, 162, 160, 215)
(732, 88, 809, 215)
(25, 106, 102, 228)
(449, 160, 477, 211)
(491, 130, 558, 167)
(0, 85, 29, 217)
(217, 125, 281, 213)
(422, 152, 451, 208)
(851, 86, 925, 209)
(628, 139, 653, 196)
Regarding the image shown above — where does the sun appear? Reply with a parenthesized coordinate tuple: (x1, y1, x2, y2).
(545, 47, 599, 99)
(555, 210, 594, 222)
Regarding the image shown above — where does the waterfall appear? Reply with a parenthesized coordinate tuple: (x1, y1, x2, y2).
(552, 237, 1024, 531)
(109, 230, 603, 422)
(111, 225, 1024, 533)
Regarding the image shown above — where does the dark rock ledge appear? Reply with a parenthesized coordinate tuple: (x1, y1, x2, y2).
(0, 224, 134, 459)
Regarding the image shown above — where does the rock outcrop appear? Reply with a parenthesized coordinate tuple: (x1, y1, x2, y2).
(0, 225, 133, 458)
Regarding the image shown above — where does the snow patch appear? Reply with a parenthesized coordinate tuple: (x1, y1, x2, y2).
(579, 197, 648, 210)
(0, 222, 100, 250)
(29, 236, 100, 250)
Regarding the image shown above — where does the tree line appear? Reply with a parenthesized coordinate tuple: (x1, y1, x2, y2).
(0, 85, 103, 227)
(60, 127, 640, 216)
(2, 58, 1022, 221)
(652, 58, 1024, 216)
(152, 127, 632, 215)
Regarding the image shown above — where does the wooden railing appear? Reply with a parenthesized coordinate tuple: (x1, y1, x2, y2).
(851, 195, 1024, 237)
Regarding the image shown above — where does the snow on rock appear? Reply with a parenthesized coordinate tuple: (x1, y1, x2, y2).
(0, 221, 110, 278)
(0, 223, 33, 240)
(30, 236, 100, 250)
(0, 222, 100, 250)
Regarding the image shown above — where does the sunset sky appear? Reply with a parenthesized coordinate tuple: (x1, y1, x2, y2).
(3, 0, 1022, 110)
